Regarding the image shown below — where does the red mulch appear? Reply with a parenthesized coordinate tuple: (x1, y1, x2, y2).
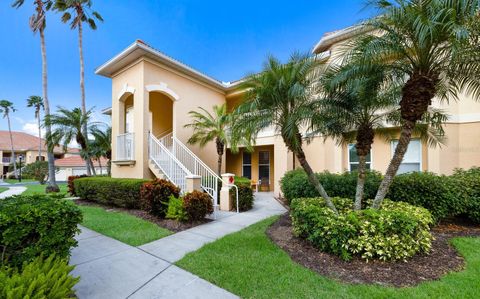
(75, 199, 210, 233)
(267, 213, 480, 287)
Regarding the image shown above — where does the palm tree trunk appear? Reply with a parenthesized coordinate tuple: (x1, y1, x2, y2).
(40, 27, 59, 193)
(98, 158, 102, 175)
(78, 22, 91, 176)
(37, 111, 42, 160)
(89, 158, 97, 176)
(354, 155, 367, 211)
(107, 159, 111, 176)
(7, 114, 17, 178)
(295, 147, 338, 215)
(372, 120, 415, 208)
(216, 138, 224, 176)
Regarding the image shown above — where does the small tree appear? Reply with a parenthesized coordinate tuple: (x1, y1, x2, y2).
(184, 104, 230, 176)
(23, 161, 49, 184)
(0, 100, 18, 178)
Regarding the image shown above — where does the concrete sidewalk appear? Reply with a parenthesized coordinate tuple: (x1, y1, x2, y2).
(71, 192, 286, 298)
(0, 186, 27, 199)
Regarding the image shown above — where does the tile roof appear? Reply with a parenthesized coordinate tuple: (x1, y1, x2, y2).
(55, 155, 109, 168)
(0, 131, 77, 153)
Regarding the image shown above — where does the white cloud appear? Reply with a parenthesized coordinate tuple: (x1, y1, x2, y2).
(22, 122, 45, 137)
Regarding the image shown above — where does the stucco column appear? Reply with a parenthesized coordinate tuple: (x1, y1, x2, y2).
(185, 175, 202, 193)
(220, 173, 234, 211)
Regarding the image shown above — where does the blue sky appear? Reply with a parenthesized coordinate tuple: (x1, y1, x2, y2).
(0, 0, 373, 134)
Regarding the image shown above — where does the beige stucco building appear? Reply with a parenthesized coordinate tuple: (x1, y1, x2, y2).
(97, 28, 480, 199)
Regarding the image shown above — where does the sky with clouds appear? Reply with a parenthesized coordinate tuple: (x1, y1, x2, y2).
(0, 0, 374, 138)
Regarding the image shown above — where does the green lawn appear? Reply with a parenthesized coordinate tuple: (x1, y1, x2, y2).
(78, 205, 172, 246)
(4, 179, 36, 184)
(0, 187, 8, 193)
(22, 183, 68, 196)
(177, 217, 480, 299)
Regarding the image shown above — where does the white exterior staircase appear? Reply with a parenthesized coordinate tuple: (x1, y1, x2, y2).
(148, 133, 221, 208)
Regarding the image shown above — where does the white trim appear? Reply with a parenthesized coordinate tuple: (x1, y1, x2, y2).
(117, 84, 135, 101)
(445, 113, 480, 124)
(145, 83, 180, 101)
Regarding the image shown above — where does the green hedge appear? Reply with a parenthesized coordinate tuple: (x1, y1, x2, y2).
(452, 167, 480, 223)
(280, 169, 382, 203)
(0, 195, 82, 268)
(74, 177, 149, 209)
(290, 197, 433, 261)
(0, 255, 79, 298)
(231, 176, 255, 212)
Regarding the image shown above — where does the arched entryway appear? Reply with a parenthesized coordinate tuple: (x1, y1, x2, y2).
(148, 92, 173, 138)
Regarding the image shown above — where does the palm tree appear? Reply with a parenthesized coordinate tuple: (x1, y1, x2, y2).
(27, 95, 44, 160)
(232, 53, 338, 214)
(316, 57, 447, 210)
(12, 0, 59, 192)
(54, 0, 103, 175)
(90, 126, 111, 175)
(44, 107, 97, 175)
(184, 104, 229, 176)
(0, 100, 18, 178)
(356, 0, 480, 208)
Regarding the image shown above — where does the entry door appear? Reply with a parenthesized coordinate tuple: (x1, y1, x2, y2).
(258, 151, 270, 188)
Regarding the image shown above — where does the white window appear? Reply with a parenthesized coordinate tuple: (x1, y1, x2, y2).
(348, 144, 371, 171)
(391, 139, 421, 174)
(242, 152, 252, 179)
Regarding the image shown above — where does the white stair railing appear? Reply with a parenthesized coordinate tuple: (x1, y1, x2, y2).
(149, 133, 191, 192)
(159, 133, 221, 206)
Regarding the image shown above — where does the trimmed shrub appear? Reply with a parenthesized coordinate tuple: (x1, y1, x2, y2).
(22, 161, 48, 184)
(290, 197, 433, 261)
(74, 177, 149, 209)
(231, 176, 255, 212)
(67, 174, 89, 196)
(165, 195, 188, 222)
(0, 195, 82, 268)
(280, 169, 382, 203)
(452, 167, 480, 223)
(140, 179, 181, 217)
(0, 255, 79, 299)
(387, 172, 462, 222)
(183, 190, 213, 221)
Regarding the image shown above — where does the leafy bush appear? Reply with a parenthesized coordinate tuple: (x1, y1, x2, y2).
(290, 197, 433, 261)
(0, 195, 82, 268)
(67, 174, 89, 196)
(231, 176, 254, 212)
(452, 167, 480, 223)
(0, 255, 79, 299)
(280, 169, 382, 203)
(140, 179, 180, 217)
(183, 190, 213, 221)
(165, 195, 188, 222)
(23, 161, 48, 184)
(74, 177, 148, 209)
(387, 172, 462, 222)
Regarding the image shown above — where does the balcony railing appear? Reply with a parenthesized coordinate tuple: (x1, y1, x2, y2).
(116, 133, 135, 161)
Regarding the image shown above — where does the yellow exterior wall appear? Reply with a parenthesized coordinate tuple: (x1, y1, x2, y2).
(149, 92, 173, 136)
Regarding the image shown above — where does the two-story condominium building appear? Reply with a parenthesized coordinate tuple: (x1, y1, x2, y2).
(97, 28, 480, 202)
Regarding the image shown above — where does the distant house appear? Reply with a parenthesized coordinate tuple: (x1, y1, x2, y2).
(0, 130, 78, 177)
(54, 156, 108, 181)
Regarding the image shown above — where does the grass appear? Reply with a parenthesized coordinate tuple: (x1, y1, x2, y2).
(77, 205, 172, 246)
(0, 187, 8, 193)
(22, 183, 68, 196)
(4, 179, 36, 184)
(177, 217, 480, 299)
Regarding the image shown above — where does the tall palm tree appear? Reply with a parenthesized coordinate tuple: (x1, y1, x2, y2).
(54, 0, 103, 175)
(356, 0, 480, 208)
(44, 107, 97, 175)
(232, 53, 338, 214)
(90, 126, 111, 175)
(316, 58, 447, 210)
(12, 0, 59, 192)
(27, 95, 44, 160)
(0, 100, 18, 178)
(184, 104, 230, 176)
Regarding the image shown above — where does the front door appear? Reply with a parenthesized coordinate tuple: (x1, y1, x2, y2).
(258, 151, 270, 191)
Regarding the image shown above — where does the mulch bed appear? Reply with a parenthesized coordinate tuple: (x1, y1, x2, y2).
(75, 199, 210, 233)
(267, 213, 480, 287)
